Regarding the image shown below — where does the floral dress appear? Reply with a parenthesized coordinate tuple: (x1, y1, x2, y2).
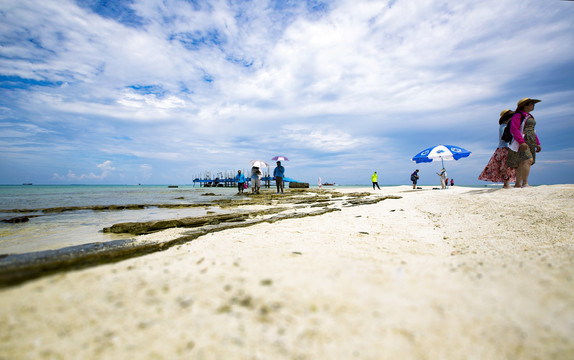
(478, 124, 516, 183)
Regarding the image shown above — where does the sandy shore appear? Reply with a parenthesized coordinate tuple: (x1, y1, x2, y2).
(1, 185, 573, 359)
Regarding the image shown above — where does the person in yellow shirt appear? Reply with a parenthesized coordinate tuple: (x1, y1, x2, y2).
(371, 171, 381, 190)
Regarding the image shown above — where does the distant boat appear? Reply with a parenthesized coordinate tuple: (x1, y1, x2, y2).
(22, 183, 33, 185)
(322, 182, 336, 186)
(168, 185, 179, 188)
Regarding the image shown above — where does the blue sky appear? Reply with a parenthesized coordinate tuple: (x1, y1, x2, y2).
(1, 0, 573, 186)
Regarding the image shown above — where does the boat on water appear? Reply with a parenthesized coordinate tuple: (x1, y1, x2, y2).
(22, 183, 33, 185)
(322, 182, 336, 186)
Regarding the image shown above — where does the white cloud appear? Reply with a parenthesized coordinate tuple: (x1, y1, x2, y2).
(116, 91, 186, 111)
(1, 0, 574, 185)
(53, 160, 116, 181)
(0, 122, 53, 138)
(280, 124, 367, 152)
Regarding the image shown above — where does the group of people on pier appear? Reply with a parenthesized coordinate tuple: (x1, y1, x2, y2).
(235, 161, 286, 194)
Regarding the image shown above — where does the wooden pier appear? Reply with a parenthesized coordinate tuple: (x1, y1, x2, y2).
(192, 170, 307, 188)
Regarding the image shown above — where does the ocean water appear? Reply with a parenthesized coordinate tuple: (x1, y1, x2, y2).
(0, 185, 240, 254)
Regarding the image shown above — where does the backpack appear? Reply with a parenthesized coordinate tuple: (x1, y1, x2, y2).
(501, 112, 525, 143)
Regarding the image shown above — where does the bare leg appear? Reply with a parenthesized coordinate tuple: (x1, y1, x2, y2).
(515, 159, 533, 188)
(521, 158, 533, 187)
(515, 165, 523, 188)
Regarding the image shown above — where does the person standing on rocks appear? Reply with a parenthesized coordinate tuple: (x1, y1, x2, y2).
(273, 161, 285, 194)
(235, 170, 246, 194)
(251, 166, 262, 194)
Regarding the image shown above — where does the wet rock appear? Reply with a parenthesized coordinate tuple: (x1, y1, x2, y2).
(1, 215, 42, 223)
(103, 212, 253, 235)
(346, 195, 401, 206)
(102, 207, 289, 235)
(0, 239, 150, 287)
(1, 203, 210, 214)
(2, 216, 30, 223)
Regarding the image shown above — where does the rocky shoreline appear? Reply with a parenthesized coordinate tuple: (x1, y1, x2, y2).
(0, 189, 400, 287)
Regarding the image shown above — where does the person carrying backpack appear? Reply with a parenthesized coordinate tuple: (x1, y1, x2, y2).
(506, 98, 542, 188)
(411, 169, 419, 189)
(478, 109, 517, 188)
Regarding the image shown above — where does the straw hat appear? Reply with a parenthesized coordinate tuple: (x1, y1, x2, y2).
(499, 109, 514, 124)
(517, 98, 541, 108)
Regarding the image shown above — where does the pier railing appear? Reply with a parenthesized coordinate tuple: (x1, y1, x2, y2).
(192, 175, 303, 188)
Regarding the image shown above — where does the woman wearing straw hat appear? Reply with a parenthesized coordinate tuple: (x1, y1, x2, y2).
(506, 98, 542, 188)
(478, 109, 517, 188)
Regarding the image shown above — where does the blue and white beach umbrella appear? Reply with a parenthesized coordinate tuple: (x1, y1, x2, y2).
(411, 144, 471, 169)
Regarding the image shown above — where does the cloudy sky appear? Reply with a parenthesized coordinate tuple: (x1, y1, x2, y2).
(1, 0, 573, 186)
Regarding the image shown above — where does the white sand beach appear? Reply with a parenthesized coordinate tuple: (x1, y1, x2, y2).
(1, 185, 573, 359)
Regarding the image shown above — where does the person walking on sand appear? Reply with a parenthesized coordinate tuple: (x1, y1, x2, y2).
(251, 166, 262, 194)
(436, 168, 447, 189)
(506, 98, 542, 188)
(478, 109, 517, 188)
(273, 161, 285, 194)
(234, 170, 246, 194)
(371, 171, 381, 190)
(411, 169, 419, 189)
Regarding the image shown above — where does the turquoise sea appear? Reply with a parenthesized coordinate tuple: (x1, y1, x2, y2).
(0, 185, 240, 255)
